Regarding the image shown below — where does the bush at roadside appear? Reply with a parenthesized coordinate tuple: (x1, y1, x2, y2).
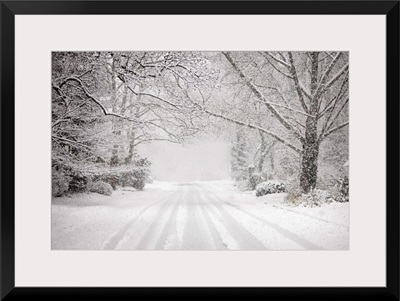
(87, 180, 113, 196)
(256, 180, 286, 197)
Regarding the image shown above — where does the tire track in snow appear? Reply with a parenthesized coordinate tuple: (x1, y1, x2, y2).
(200, 190, 267, 250)
(195, 187, 227, 250)
(219, 198, 324, 250)
(181, 188, 216, 250)
(102, 190, 179, 250)
(135, 190, 185, 250)
(202, 204, 239, 249)
(198, 204, 227, 250)
(154, 191, 188, 250)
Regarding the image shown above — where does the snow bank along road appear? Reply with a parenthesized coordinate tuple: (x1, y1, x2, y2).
(52, 181, 349, 250)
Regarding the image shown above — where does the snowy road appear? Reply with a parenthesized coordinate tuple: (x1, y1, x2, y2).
(52, 181, 349, 250)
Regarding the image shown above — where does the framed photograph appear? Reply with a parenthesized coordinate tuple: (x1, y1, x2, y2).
(2, 0, 399, 300)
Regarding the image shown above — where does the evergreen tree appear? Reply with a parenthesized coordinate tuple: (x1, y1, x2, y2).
(230, 129, 249, 181)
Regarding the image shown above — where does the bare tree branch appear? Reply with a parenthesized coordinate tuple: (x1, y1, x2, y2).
(287, 52, 310, 113)
(260, 52, 294, 79)
(264, 52, 291, 68)
(117, 74, 182, 110)
(253, 84, 315, 118)
(53, 76, 141, 123)
(313, 52, 343, 98)
(203, 107, 302, 154)
(223, 52, 305, 144)
(319, 121, 349, 141)
(320, 97, 349, 138)
(52, 135, 93, 151)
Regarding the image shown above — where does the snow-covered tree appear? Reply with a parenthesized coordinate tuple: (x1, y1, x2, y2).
(51, 51, 216, 195)
(52, 51, 348, 196)
(223, 52, 348, 193)
(187, 51, 348, 193)
(230, 129, 249, 181)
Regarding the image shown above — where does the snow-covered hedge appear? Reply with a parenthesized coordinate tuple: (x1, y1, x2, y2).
(69, 157, 151, 191)
(88, 181, 113, 196)
(52, 155, 151, 197)
(256, 180, 286, 197)
(52, 168, 70, 197)
(69, 174, 88, 193)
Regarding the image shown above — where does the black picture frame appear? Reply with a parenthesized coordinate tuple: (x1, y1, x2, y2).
(1, 1, 399, 300)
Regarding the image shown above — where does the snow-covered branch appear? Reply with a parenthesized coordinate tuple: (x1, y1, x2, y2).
(253, 84, 314, 118)
(185, 92, 302, 154)
(265, 52, 291, 68)
(313, 52, 343, 99)
(319, 121, 349, 141)
(204, 107, 302, 154)
(260, 52, 294, 79)
(287, 52, 310, 113)
(223, 52, 305, 144)
(320, 97, 349, 137)
(254, 98, 315, 118)
(323, 63, 349, 92)
(54, 76, 140, 123)
(315, 62, 349, 102)
(117, 75, 182, 110)
(52, 135, 93, 151)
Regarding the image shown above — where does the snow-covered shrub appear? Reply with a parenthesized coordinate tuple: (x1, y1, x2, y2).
(329, 176, 349, 202)
(121, 166, 148, 190)
(88, 181, 113, 196)
(146, 176, 154, 184)
(68, 174, 88, 193)
(247, 165, 262, 190)
(298, 189, 332, 207)
(103, 175, 119, 190)
(256, 180, 286, 197)
(248, 164, 256, 175)
(339, 176, 349, 202)
(113, 157, 151, 190)
(52, 168, 70, 197)
(286, 189, 332, 207)
(130, 158, 151, 190)
(132, 168, 147, 190)
(249, 172, 262, 190)
(120, 171, 134, 188)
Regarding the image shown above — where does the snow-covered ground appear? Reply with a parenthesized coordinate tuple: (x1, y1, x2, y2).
(52, 181, 349, 250)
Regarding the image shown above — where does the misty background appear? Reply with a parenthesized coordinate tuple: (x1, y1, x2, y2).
(138, 139, 231, 181)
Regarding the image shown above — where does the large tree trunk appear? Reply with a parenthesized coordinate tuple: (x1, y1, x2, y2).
(300, 117, 319, 193)
(300, 52, 320, 193)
